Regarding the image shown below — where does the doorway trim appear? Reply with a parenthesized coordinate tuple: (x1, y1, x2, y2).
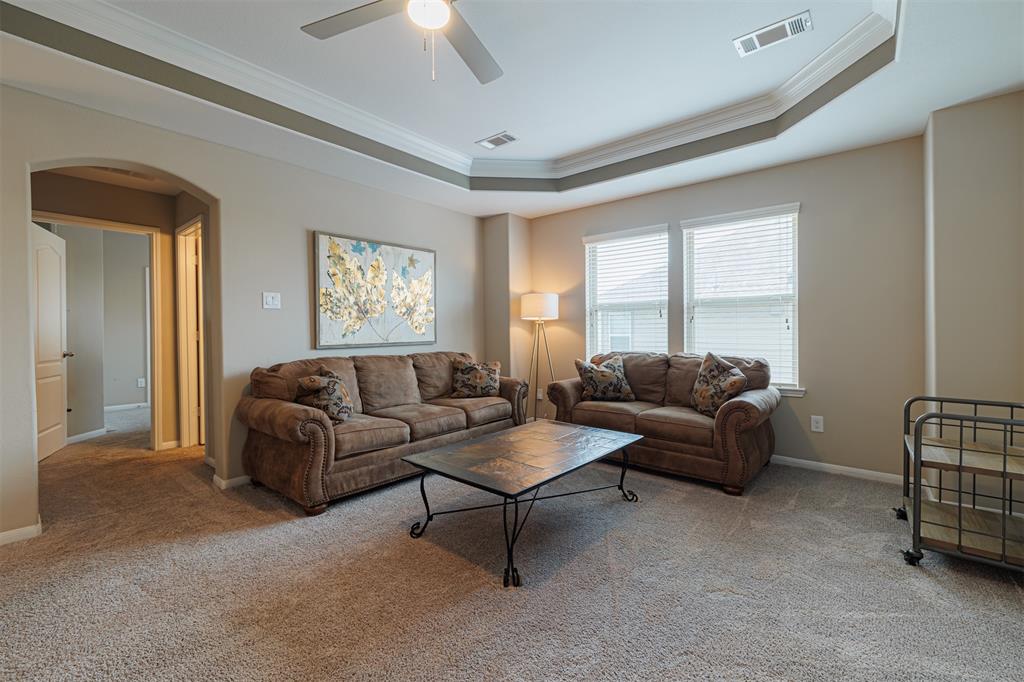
(175, 216, 205, 449)
(32, 209, 164, 452)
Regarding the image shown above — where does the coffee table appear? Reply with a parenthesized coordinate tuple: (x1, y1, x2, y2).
(402, 419, 643, 587)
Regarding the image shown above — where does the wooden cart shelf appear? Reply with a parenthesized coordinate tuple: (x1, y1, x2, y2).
(903, 496, 1024, 566)
(899, 396, 1024, 572)
(904, 434, 1024, 480)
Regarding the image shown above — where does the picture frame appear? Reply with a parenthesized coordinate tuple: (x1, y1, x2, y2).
(313, 231, 437, 349)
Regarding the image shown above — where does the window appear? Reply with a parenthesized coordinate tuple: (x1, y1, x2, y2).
(681, 205, 799, 387)
(585, 227, 668, 359)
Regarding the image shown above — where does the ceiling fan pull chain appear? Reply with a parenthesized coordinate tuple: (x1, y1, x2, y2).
(431, 30, 437, 81)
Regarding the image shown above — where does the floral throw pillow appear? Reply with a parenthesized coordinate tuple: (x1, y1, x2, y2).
(451, 358, 500, 398)
(575, 355, 635, 401)
(691, 353, 748, 417)
(296, 368, 353, 423)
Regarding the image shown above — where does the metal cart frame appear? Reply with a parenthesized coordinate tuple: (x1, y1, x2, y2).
(898, 395, 1024, 572)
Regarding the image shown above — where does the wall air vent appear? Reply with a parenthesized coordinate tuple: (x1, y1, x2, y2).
(476, 131, 517, 150)
(734, 10, 813, 57)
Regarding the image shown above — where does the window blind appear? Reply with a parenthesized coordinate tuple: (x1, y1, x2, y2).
(682, 211, 798, 386)
(585, 230, 668, 359)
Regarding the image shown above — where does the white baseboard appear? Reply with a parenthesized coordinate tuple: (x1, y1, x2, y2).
(0, 516, 42, 546)
(204, 455, 215, 468)
(773, 454, 902, 485)
(104, 403, 149, 412)
(66, 427, 107, 444)
(158, 440, 181, 450)
(213, 474, 251, 490)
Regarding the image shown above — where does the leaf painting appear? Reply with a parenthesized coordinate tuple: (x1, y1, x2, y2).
(316, 233, 436, 348)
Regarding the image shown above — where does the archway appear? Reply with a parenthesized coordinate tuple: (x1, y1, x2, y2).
(26, 159, 222, 505)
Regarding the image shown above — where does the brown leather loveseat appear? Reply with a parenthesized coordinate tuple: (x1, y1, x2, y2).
(547, 352, 780, 495)
(236, 351, 528, 515)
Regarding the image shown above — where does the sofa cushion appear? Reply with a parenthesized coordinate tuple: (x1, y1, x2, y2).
(370, 403, 467, 441)
(666, 353, 770, 407)
(296, 369, 353, 423)
(571, 400, 660, 433)
(256, 356, 363, 413)
(692, 353, 748, 417)
(410, 351, 472, 400)
(590, 352, 668, 404)
(635, 406, 715, 449)
(333, 414, 410, 461)
(451, 358, 500, 398)
(429, 397, 511, 427)
(354, 355, 421, 412)
(576, 355, 635, 401)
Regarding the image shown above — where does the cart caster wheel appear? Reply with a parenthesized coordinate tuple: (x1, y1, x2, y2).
(503, 569, 510, 588)
(894, 506, 908, 521)
(902, 550, 923, 566)
(512, 569, 522, 587)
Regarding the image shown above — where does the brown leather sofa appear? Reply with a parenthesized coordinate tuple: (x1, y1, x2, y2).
(236, 351, 528, 515)
(547, 352, 781, 495)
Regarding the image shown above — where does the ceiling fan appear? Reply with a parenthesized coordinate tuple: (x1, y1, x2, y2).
(301, 0, 503, 84)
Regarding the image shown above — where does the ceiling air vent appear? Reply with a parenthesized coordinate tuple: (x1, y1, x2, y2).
(476, 131, 517, 150)
(734, 10, 812, 57)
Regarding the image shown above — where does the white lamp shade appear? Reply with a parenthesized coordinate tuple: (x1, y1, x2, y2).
(521, 293, 559, 321)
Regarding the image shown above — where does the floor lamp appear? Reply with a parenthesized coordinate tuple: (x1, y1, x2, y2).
(520, 293, 558, 421)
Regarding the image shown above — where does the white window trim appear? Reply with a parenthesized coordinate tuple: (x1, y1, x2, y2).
(678, 203, 801, 230)
(581, 223, 668, 245)
(679, 203, 804, 395)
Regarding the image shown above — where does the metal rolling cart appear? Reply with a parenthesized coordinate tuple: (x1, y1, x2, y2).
(897, 396, 1024, 571)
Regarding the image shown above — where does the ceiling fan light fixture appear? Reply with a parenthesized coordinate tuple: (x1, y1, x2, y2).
(407, 0, 450, 31)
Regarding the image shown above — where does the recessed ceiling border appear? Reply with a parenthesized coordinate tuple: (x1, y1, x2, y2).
(0, 0, 901, 194)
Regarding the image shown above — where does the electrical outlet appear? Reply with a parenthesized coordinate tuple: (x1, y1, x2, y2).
(262, 291, 281, 309)
(137, 377, 146, 388)
(536, 388, 544, 401)
(810, 415, 824, 433)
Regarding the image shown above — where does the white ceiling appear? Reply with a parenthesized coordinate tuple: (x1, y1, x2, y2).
(107, 0, 874, 161)
(1, 1, 1022, 218)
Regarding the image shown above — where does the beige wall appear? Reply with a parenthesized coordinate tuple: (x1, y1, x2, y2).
(102, 230, 150, 407)
(1, 86, 483, 536)
(481, 213, 534, 401)
(531, 138, 926, 475)
(31, 170, 181, 447)
(925, 91, 1023, 401)
(32, 171, 176, 230)
(54, 224, 106, 437)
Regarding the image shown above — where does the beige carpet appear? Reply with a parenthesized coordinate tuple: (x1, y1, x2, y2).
(2, 422, 1022, 681)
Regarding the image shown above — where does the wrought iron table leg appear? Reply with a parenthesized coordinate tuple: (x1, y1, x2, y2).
(410, 472, 432, 538)
(502, 497, 521, 587)
(618, 449, 639, 502)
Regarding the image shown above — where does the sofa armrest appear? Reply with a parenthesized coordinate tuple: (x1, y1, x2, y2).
(499, 376, 529, 425)
(236, 395, 335, 446)
(714, 387, 782, 432)
(547, 378, 583, 423)
(714, 387, 781, 492)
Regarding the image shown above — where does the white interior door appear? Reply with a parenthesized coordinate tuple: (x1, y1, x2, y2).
(32, 224, 68, 460)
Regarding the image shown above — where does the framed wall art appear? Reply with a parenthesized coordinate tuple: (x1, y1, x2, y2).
(314, 231, 436, 349)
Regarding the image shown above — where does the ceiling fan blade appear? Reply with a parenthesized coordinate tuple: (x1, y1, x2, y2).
(301, 0, 405, 39)
(444, 3, 503, 84)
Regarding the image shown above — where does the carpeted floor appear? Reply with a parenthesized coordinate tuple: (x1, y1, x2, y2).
(2, 421, 1022, 681)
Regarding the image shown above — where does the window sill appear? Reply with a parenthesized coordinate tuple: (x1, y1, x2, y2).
(776, 386, 806, 398)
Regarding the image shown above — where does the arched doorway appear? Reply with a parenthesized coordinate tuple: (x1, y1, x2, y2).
(26, 160, 221, 504)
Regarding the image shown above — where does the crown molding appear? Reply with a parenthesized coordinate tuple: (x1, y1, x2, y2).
(8, 0, 475, 175)
(2, 0, 901, 191)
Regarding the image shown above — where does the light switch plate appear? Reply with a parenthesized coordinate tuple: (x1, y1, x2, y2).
(137, 377, 146, 388)
(262, 291, 281, 309)
(810, 415, 824, 433)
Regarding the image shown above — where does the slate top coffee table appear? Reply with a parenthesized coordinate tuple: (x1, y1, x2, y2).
(402, 419, 642, 588)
